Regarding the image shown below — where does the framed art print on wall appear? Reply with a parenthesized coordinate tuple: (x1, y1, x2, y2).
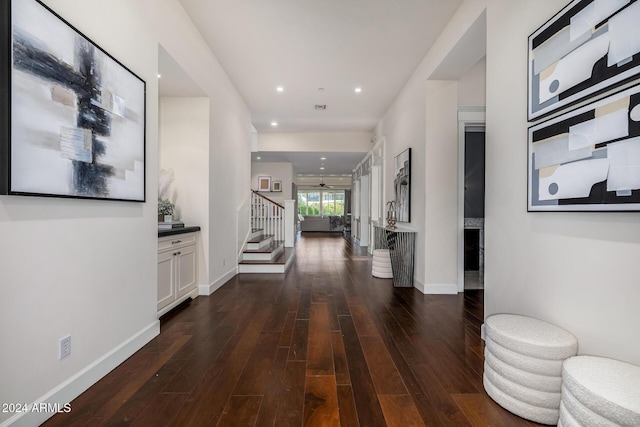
(258, 176, 271, 192)
(271, 181, 282, 192)
(528, 0, 640, 121)
(528, 83, 640, 211)
(394, 148, 411, 222)
(0, 0, 146, 201)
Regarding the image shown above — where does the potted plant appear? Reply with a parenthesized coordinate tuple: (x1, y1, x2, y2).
(158, 198, 174, 222)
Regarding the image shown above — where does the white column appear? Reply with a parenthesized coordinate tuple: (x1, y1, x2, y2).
(284, 200, 295, 247)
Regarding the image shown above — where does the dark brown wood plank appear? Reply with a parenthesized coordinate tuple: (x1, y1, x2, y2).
(306, 303, 334, 376)
(336, 385, 359, 427)
(339, 315, 387, 426)
(331, 331, 350, 385)
(254, 347, 289, 427)
(279, 311, 297, 347)
(232, 331, 281, 395)
(303, 376, 340, 427)
(288, 319, 309, 361)
(217, 396, 262, 427)
(451, 393, 546, 427)
(274, 361, 307, 427)
(359, 335, 407, 395)
(378, 395, 426, 427)
(129, 393, 187, 427)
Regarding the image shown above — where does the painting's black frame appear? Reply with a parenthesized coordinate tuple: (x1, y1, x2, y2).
(394, 147, 411, 222)
(0, 0, 146, 202)
(528, 0, 640, 122)
(527, 83, 640, 212)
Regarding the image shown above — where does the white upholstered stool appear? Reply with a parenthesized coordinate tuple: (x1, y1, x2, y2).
(484, 314, 578, 425)
(559, 356, 640, 427)
(372, 249, 393, 279)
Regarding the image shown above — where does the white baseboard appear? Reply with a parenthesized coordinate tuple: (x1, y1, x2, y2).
(199, 267, 237, 296)
(414, 280, 458, 295)
(1, 321, 159, 427)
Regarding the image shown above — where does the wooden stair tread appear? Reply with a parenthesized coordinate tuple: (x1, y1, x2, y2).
(247, 234, 274, 244)
(243, 241, 283, 253)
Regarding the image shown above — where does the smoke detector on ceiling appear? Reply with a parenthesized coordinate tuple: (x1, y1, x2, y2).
(314, 104, 327, 110)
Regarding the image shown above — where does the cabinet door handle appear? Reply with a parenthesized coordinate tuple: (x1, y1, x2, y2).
(171, 240, 182, 244)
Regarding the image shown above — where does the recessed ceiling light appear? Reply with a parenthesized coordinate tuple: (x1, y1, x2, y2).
(276, 86, 284, 92)
(256, 157, 261, 160)
(355, 87, 362, 93)
(320, 157, 326, 160)
(270, 121, 278, 127)
(318, 87, 325, 92)
(320, 167, 325, 170)
(157, 74, 162, 78)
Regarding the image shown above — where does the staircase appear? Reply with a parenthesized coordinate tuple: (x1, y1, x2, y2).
(238, 228, 294, 273)
(238, 191, 295, 273)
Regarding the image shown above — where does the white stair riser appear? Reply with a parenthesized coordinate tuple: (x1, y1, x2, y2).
(243, 245, 284, 261)
(246, 236, 273, 250)
(239, 264, 286, 273)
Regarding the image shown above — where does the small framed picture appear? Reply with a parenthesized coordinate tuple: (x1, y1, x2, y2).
(258, 176, 271, 192)
(271, 181, 282, 192)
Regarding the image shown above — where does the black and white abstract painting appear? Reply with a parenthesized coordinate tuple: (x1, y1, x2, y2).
(394, 148, 411, 222)
(1, 0, 145, 201)
(528, 0, 640, 121)
(528, 84, 640, 211)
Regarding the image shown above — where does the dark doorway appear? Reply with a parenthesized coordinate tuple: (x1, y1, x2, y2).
(464, 127, 485, 290)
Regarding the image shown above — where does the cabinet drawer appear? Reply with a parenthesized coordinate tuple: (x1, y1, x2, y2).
(158, 232, 197, 252)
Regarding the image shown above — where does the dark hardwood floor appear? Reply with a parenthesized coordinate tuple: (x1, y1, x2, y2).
(44, 233, 544, 426)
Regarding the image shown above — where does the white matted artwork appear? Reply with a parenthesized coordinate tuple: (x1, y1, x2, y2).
(258, 176, 271, 192)
(528, 84, 640, 211)
(394, 148, 411, 222)
(528, 0, 640, 121)
(0, 0, 146, 201)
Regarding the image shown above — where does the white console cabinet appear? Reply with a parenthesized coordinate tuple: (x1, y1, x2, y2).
(157, 231, 198, 315)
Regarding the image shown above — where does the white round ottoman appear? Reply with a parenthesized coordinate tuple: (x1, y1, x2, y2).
(559, 356, 640, 427)
(372, 249, 393, 279)
(484, 314, 578, 425)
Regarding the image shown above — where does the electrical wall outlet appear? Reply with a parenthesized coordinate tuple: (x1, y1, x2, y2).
(59, 335, 71, 359)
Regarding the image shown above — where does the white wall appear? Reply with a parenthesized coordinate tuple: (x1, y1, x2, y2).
(0, 1, 252, 425)
(376, 1, 486, 293)
(258, 132, 373, 152)
(141, 0, 253, 291)
(252, 162, 294, 203)
(0, 2, 159, 425)
(458, 56, 486, 107)
(484, 0, 640, 365)
(159, 97, 210, 286)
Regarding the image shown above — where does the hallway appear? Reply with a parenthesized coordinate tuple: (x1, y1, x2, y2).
(44, 234, 542, 426)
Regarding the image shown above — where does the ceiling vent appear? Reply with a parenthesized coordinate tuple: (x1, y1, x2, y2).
(314, 104, 327, 110)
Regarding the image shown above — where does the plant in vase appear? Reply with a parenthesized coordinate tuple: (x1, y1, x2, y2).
(158, 198, 175, 222)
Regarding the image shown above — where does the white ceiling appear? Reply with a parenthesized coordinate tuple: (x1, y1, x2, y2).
(160, 0, 471, 176)
(177, 0, 464, 133)
(251, 151, 367, 175)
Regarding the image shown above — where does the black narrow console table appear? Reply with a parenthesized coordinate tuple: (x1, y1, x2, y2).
(373, 224, 416, 288)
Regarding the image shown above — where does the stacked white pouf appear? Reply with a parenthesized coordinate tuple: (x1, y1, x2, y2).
(372, 249, 393, 279)
(483, 314, 578, 425)
(559, 356, 640, 426)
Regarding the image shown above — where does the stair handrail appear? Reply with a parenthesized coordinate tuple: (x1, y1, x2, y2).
(251, 190, 285, 209)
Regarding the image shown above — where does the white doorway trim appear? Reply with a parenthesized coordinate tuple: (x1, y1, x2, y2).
(458, 107, 485, 292)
